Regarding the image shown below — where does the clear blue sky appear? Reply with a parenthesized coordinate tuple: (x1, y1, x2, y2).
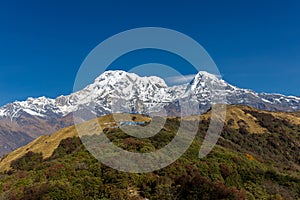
(0, 0, 300, 106)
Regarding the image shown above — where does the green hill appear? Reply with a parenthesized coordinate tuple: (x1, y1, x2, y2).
(0, 106, 299, 200)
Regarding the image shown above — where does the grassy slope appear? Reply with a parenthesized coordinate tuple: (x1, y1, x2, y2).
(0, 114, 150, 172)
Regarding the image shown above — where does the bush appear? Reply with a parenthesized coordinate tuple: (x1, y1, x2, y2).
(11, 151, 43, 171)
(51, 137, 82, 158)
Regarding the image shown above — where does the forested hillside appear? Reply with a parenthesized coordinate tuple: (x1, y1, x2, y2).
(0, 106, 299, 200)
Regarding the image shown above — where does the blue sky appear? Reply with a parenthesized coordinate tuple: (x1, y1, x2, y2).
(0, 0, 300, 106)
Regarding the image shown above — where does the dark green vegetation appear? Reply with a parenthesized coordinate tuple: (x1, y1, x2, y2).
(0, 107, 300, 200)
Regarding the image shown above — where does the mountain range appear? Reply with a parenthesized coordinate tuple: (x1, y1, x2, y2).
(0, 70, 300, 156)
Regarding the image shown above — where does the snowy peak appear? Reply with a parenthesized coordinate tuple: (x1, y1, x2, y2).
(93, 70, 167, 88)
(193, 71, 220, 82)
(190, 71, 226, 90)
(80, 70, 169, 101)
(76, 70, 171, 110)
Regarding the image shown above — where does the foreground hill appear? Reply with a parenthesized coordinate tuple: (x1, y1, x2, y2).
(0, 114, 150, 172)
(0, 105, 299, 199)
(1, 70, 300, 156)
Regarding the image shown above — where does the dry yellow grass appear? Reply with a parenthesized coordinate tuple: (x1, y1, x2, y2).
(224, 105, 268, 134)
(224, 105, 300, 133)
(271, 112, 300, 125)
(189, 105, 268, 134)
(0, 126, 77, 172)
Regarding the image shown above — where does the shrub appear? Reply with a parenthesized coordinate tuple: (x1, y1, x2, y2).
(11, 151, 43, 171)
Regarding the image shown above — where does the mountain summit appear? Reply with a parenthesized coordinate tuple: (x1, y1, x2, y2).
(0, 70, 300, 155)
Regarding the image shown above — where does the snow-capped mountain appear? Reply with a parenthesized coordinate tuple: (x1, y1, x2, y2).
(1, 70, 299, 121)
(0, 70, 300, 156)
